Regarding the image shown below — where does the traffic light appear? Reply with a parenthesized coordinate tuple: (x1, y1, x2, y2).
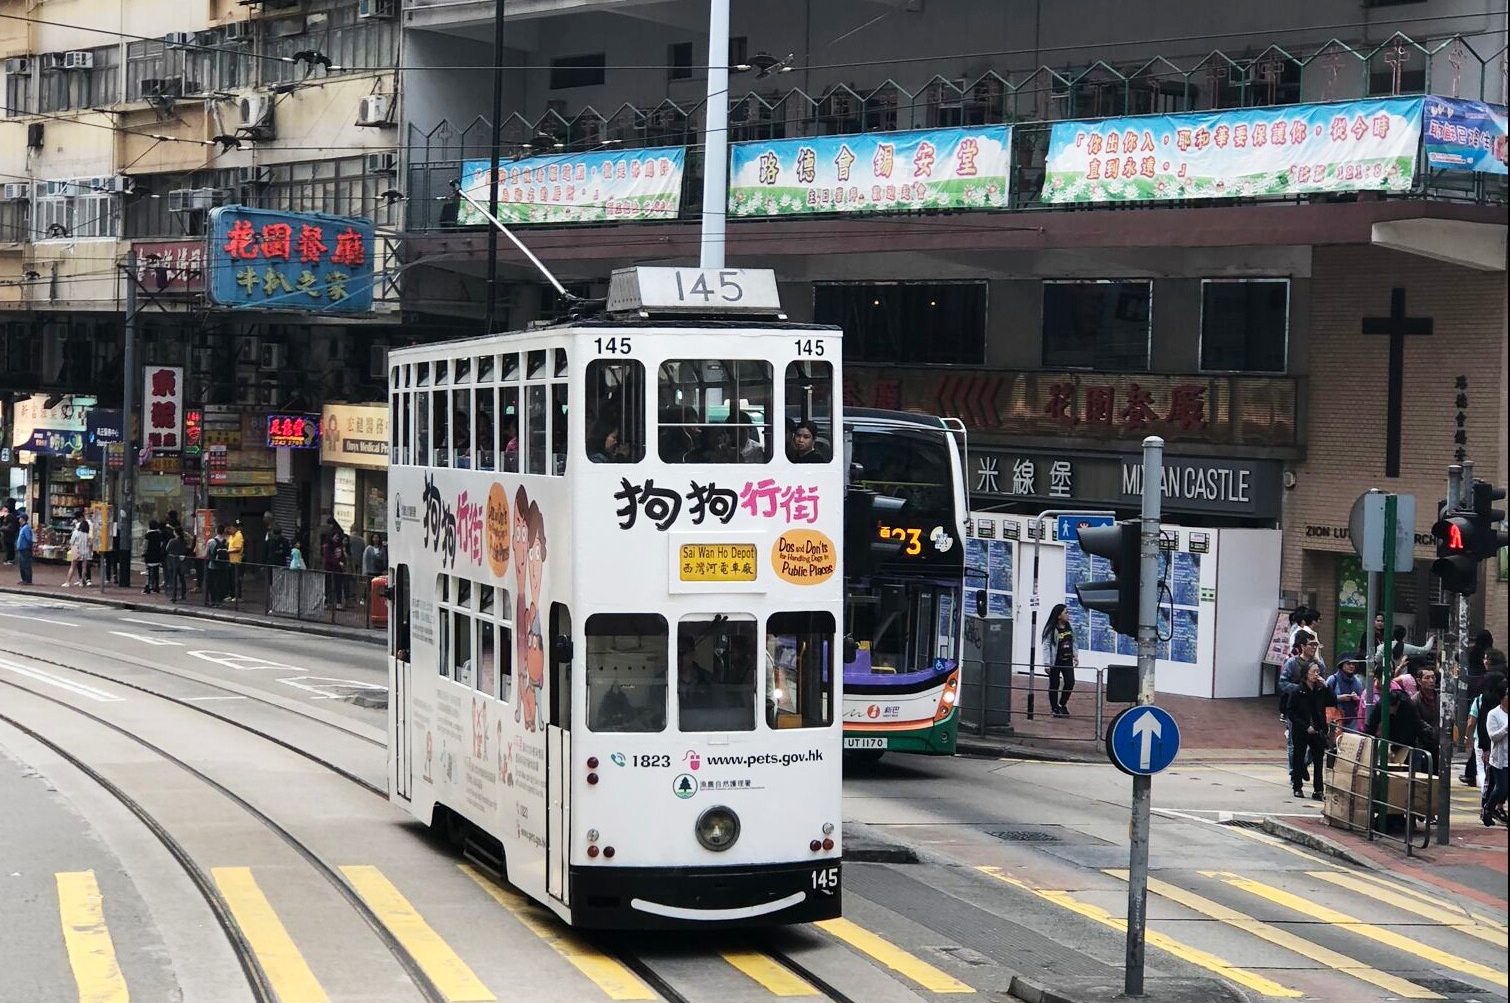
(1074, 519, 1141, 636)
(1431, 481, 1508, 597)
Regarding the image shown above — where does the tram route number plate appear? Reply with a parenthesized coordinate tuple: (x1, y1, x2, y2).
(679, 543, 758, 583)
(843, 737, 887, 750)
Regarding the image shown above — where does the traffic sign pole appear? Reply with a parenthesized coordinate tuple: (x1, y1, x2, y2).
(1374, 494, 1398, 833)
(1123, 435, 1163, 997)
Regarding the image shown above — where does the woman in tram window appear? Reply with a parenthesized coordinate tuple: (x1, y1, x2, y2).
(787, 420, 827, 463)
(587, 420, 622, 463)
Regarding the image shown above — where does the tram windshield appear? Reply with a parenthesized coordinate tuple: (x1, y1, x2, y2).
(677, 614, 758, 732)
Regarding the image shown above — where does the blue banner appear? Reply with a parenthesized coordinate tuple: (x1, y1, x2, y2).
(207, 207, 375, 313)
(85, 408, 123, 448)
(1044, 98, 1423, 202)
(1424, 97, 1508, 174)
(729, 126, 1011, 216)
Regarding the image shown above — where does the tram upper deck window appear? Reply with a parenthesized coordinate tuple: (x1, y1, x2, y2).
(766, 611, 836, 729)
(784, 361, 833, 463)
(586, 613, 668, 733)
(678, 615, 757, 732)
(585, 360, 645, 463)
(658, 360, 772, 464)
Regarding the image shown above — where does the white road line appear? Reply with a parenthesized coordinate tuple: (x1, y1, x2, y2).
(0, 658, 123, 702)
(0, 611, 80, 627)
(109, 631, 185, 647)
(117, 617, 202, 631)
(182, 695, 247, 702)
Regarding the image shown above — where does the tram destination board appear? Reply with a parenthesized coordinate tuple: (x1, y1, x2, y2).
(679, 542, 758, 582)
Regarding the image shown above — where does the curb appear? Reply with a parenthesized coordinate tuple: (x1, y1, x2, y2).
(956, 737, 1102, 764)
(1008, 975, 1073, 1003)
(0, 585, 386, 647)
(1259, 817, 1372, 868)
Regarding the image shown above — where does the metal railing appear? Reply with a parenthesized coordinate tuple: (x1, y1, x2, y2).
(959, 658, 1123, 742)
(161, 559, 384, 632)
(1323, 730, 1434, 856)
(404, 30, 1509, 230)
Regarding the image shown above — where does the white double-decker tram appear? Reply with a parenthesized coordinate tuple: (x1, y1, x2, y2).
(386, 267, 845, 929)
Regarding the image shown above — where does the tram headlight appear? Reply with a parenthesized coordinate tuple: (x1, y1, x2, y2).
(694, 806, 741, 852)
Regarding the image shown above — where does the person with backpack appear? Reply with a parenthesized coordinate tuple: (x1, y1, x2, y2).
(142, 520, 166, 594)
(205, 524, 231, 606)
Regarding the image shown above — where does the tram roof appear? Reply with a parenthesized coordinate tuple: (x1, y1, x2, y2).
(390, 318, 843, 357)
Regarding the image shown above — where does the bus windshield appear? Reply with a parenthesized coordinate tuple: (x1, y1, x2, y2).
(849, 428, 955, 516)
(845, 580, 961, 679)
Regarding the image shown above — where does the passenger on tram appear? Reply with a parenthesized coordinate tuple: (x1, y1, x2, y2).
(502, 415, 519, 472)
(588, 420, 624, 463)
(787, 420, 829, 463)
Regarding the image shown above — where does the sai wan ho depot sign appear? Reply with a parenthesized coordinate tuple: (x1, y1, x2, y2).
(1043, 97, 1423, 202)
(458, 146, 685, 225)
(729, 125, 1011, 216)
(208, 207, 375, 313)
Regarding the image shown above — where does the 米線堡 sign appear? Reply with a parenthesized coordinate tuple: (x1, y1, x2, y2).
(208, 207, 374, 313)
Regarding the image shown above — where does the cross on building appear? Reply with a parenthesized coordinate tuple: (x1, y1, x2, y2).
(1362, 287, 1433, 478)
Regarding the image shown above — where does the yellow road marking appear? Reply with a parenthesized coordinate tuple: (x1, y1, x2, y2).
(1207, 872, 1507, 989)
(979, 867, 1300, 999)
(720, 951, 819, 997)
(458, 864, 654, 1001)
(1307, 871, 1508, 947)
(815, 917, 974, 994)
(55, 871, 130, 1003)
(342, 865, 495, 1001)
(1346, 870, 1508, 933)
(213, 867, 329, 1003)
(1105, 870, 1440, 1000)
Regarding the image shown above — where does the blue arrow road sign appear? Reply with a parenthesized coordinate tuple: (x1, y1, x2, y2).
(1106, 705, 1180, 776)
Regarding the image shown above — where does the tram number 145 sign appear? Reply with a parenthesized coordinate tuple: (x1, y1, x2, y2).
(606, 266, 781, 314)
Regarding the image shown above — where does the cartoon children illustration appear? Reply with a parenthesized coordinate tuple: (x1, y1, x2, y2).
(512, 485, 531, 724)
(523, 501, 548, 733)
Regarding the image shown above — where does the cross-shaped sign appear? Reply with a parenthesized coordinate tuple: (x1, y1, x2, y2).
(1362, 287, 1432, 478)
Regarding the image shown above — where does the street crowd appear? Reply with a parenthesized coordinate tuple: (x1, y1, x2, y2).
(1277, 607, 1508, 827)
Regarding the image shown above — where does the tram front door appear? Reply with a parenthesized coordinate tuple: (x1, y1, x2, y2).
(546, 603, 572, 904)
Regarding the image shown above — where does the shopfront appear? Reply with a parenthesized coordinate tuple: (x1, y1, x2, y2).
(10, 395, 103, 560)
(319, 403, 388, 544)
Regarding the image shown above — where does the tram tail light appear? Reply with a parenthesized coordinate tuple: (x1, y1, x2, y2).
(933, 670, 961, 722)
(810, 839, 822, 852)
(587, 845, 600, 858)
(821, 838, 834, 851)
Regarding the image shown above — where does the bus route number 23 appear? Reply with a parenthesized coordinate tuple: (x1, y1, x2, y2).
(811, 865, 840, 894)
(878, 523, 923, 556)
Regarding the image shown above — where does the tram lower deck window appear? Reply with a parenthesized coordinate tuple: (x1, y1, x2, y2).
(766, 612, 836, 729)
(586, 613, 668, 732)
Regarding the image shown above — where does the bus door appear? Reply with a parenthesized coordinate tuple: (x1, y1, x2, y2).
(392, 565, 412, 800)
(546, 602, 572, 904)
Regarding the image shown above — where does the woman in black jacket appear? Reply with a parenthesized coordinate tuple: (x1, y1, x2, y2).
(1287, 661, 1332, 800)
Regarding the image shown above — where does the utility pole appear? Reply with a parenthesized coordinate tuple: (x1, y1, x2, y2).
(699, 0, 730, 268)
(120, 248, 138, 588)
(1123, 434, 1163, 997)
(483, 0, 508, 333)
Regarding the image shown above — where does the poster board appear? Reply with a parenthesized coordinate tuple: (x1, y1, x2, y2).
(88, 502, 112, 554)
(1262, 608, 1292, 667)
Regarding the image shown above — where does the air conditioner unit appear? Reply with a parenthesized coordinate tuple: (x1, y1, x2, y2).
(2, 183, 29, 201)
(366, 151, 397, 175)
(168, 188, 227, 213)
(259, 343, 287, 370)
(357, 0, 394, 18)
(238, 92, 274, 132)
(356, 94, 392, 127)
(271, 15, 306, 38)
(222, 21, 251, 41)
(3, 57, 28, 75)
(163, 32, 194, 47)
(43, 53, 67, 70)
(103, 175, 132, 193)
(63, 51, 94, 70)
(236, 166, 268, 185)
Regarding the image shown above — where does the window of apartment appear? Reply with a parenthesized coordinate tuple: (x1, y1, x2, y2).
(1042, 280, 1151, 372)
(668, 42, 694, 80)
(1199, 279, 1288, 373)
(183, 29, 251, 93)
(813, 282, 986, 366)
(0, 199, 28, 242)
(126, 41, 170, 101)
(4, 62, 32, 117)
(39, 46, 120, 112)
(33, 182, 119, 240)
(261, 1, 399, 86)
(549, 53, 606, 90)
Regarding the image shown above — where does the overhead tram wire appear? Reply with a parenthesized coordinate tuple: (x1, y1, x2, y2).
(0, 8, 1494, 77)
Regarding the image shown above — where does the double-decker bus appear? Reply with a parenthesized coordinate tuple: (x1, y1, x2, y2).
(384, 267, 846, 928)
(840, 410, 969, 761)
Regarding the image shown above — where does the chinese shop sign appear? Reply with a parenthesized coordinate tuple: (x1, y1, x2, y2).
(266, 414, 320, 449)
(183, 408, 204, 457)
(843, 369, 1297, 447)
(134, 240, 205, 293)
(458, 146, 685, 225)
(319, 403, 389, 469)
(1043, 97, 1423, 203)
(143, 365, 183, 451)
(208, 207, 374, 313)
(1424, 97, 1508, 174)
(729, 126, 1011, 216)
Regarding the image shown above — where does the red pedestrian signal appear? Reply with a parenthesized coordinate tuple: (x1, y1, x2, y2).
(1446, 522, 1465, 551)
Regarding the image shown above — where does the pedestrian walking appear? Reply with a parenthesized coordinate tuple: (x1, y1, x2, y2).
(142, 520, 166, 594)
(15, 513, 33, 585)
(1288, 662, 1331, 800)
(1327, 656, 1366, 733)
(227, 519, 245, 601)
(206, 524, 231, 606)
(1482, 684, 1509, 827)
(63, 516, 92, 587)
(166, 528, 188, 602)
(1040, 603, 1077, 718)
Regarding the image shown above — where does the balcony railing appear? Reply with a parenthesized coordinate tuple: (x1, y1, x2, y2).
(404, 31, 1508, 230)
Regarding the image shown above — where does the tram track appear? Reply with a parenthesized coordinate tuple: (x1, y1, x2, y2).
(0, 673, 454, 1003)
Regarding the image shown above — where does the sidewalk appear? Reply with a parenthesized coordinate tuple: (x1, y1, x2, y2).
(0, 557, 385, 646)
(957, 687, 1283, 763)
